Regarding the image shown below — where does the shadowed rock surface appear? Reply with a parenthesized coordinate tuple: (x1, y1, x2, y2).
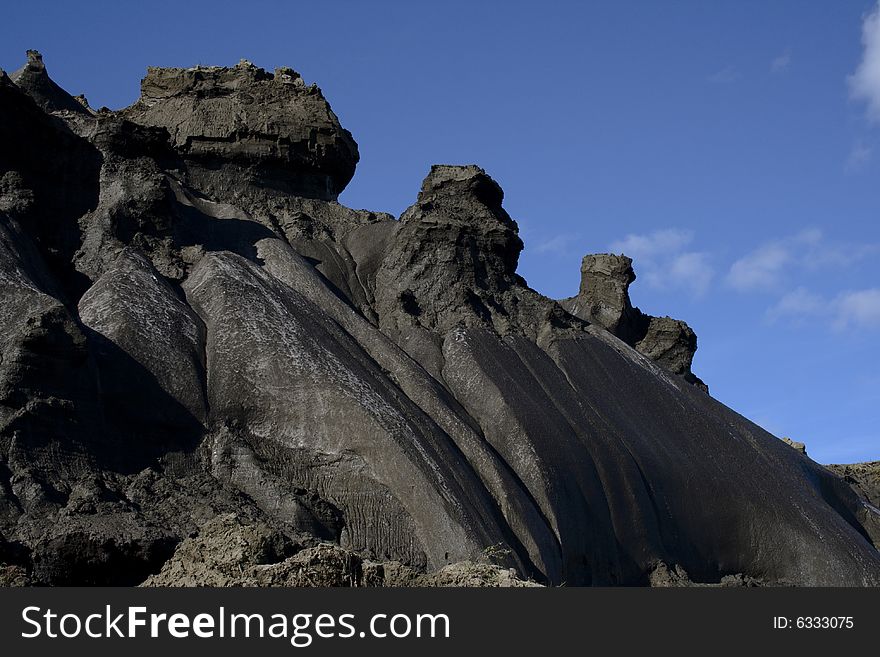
(0, 52, 878, 587)
(828, 462, 880, 509)
(10, 50, 92, 116)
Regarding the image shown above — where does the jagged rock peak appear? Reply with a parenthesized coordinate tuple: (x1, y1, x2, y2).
(10, 50, 91, 115)
(123, 58, 358, 202)
(574, 253, 638, 335)
(413, 164, 509, 212)
(403, 164, 522, 271)
(561, 251, 706, 390)
(415, 165, 506, 211)
(375, 166, 529, 338)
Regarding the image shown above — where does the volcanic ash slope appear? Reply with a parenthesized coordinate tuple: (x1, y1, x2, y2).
(0, 52, 878, 586)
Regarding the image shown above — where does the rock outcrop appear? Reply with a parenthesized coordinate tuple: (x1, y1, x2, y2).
(10, 50, 92, 116)
(142, 513, 537, 587)
(781, 437, 808, 455)
(828, 462, 880, 509)
(123, 60, 358, 203)
(560, 254, 706, 390)
(1, 51, 878, 587)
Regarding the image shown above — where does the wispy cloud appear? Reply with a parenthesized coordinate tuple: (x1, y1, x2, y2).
(845, 140, 872, 172)
(707, 65, 740, 84)
(726, 229, 876, 292)
(609, 229, 714, 298)
(727, 242, 793, 292)
(533, 233, 579, 255)
(766, 287, 825, 323)
(768, 287, 880, 331)
(610, 229, 693, 260)
(771, 48, 792, 74)
(849, 1, 880, 121)
(659, 252, 715, 297)
(835, 288, 880, 329)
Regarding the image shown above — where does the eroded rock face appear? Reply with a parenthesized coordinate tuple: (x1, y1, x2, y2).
(1, 51, 878, 587)
(828, 462, 880, 509)
(564, 254, 639, 338)
(78, 249, 208, 448)
(561, 253, 706, 390)
(373, 165, 580, 377)
(0, 215, 102, 493)
(123, 60, 358, 202)
(0, 65, 101, 297)
(142, 514, 537, 587)
(10, 50, 92, 116)
(374, 165, 524, 337)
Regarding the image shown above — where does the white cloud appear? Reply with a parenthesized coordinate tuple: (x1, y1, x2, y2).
(795, 227, 823, 246)
(727, 243, 793, 291)
(845, 140, 872, 172)
(726, 228, 872, 292)
(766, 287, 825, 322)
(609, 229, 694, 261)
(807, 240, 880, 269)
(533, 234, 575, 255)
(609, 229, 713, 298)
(834, 288, 880, 329)
(771, 49, 792, 74)
(666, 252, 715, 297)
(849, 1, 880, 121)
(766, 287, 880, 331)
(708, 66, 740, 84)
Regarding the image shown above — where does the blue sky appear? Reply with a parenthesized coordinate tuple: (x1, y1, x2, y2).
(2, 1, 878, 463)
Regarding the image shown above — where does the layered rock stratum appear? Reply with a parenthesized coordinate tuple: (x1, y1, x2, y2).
(0, 52, 878, 586)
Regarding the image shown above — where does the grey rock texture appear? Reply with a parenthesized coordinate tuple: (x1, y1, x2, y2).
(561, 253, 706, 390)
(142, 514, 537, 587)
(647, 562, 766, 587)
(78, 248, 208, 444)
(10, 50, 92, 116)
(123, 60, 358, 202)
(563, 253, 638, 338)
(1, 52, 878, 587)
(781, 437, 808, 455)
(828, 462, 880, 509)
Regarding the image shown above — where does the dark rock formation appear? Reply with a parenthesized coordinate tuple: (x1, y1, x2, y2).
(123, 60, 358, 203)
(560, 253, 706, 390)
(828, 462, 880, 509)
(562, 254, 639, 338)
(78, 248, 209, 451)
(1, 51, 878, 587)
(1, 61, 101, 297)
(142, 513, 537, 587)
(10, 50, 92, 116)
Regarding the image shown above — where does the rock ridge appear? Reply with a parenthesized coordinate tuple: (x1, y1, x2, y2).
(0, 51, 877, 587)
